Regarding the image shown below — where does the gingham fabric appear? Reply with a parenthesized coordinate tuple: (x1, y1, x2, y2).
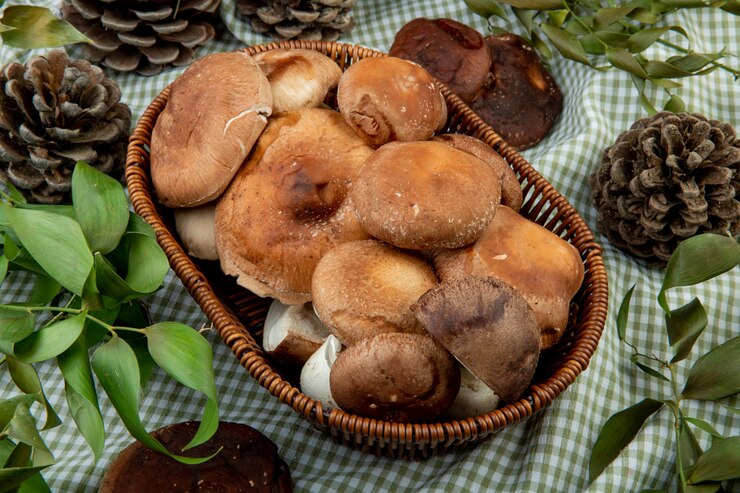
(1, 1, 738, 491)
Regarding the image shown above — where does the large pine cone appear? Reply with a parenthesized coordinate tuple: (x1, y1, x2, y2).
(237, 0, 355, 41)
(0, 50, 131, 204)
(61, 0, 221, 76)
(590, 112, 740, 265)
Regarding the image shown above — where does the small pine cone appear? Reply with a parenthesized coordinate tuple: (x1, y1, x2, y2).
(61, 0, 221, 76)
(0, 50, 131, 204)
(237, 0, 355, 42)
(590, 112, 740, 265)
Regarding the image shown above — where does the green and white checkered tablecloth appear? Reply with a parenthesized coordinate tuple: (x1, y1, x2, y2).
(1, 1, 738, 491)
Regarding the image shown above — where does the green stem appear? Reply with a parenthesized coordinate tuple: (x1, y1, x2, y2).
(0, 304, 144, 334)
(43, 295, 77, 328)
(668, 365, 688, 489)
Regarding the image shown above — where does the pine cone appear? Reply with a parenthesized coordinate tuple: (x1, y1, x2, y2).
(590, 112, 740, 265)
(0, 50, 131, 204)
(237, 0, 355, 41)
(61, 0, 221, 76)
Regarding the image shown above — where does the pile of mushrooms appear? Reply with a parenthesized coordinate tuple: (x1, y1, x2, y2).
(150, 49, 585, 422)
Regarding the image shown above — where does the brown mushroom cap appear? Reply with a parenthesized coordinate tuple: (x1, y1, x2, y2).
(411, 276, 540, 404)
(470, 33, 563, 150)
(350, 140, 502, 249)
(329, 332, 460, 421)
(433, 206, 585, 349)
(99, 421, 292, 493)
(389, 18, 491, 103)
(432, 133, 523, 211)
(337, 56, 448, 147)
(215, 108, 373, 305)
(311, 240, 437, 346)
(253, 49, 342, 113)
(151, 51, 272, 207)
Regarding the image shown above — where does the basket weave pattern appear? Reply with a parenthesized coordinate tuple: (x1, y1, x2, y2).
(126, 41, 609, 459)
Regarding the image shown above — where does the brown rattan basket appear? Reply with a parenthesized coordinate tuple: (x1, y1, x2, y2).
(126, 41, 609, 459)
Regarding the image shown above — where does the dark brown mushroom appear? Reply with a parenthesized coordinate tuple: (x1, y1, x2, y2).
(470, 33, 563, 150)
(99, 421, 293, 493)
(412, 276, 540, 404)
(389, 18, 491, 103)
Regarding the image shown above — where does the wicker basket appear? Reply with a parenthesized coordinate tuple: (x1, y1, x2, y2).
(126, 41, 609, 459)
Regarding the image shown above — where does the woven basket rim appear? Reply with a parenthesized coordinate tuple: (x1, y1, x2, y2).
(125, 40, 609, 455)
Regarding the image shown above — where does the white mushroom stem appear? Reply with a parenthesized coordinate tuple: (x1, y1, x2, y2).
(300, 335, 342, 409)
(263, 300, 330, 366)
(174, 202, 218, 260)
(445, 367, 501, 420)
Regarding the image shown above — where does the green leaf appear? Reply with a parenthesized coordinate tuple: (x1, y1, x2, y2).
(679, 421, 703, 471)
(144, 323, 219, 450)
(5, 404, 51, 455)
(634, 361, 670, 381)
(501, 0, 564, 8)
(14, 313, 86, 364)
(684, 417, 724, 439)
(666, 298, 707, 363)
(1, 180, 26, 204)
(684, 484, 721, 493)
(0, 308, 34, 343)
(72, 162, 129, 255)
(594, 6, 635, 29)
(123, 233, 169, 294)
(126, 335, 156, 389)
(667, 52, 723, 73)
(617, 284, 636, 341)
(5, 357, 61, 430)
(125, 213, 157, 240)
(0, 463, 51, 493)
(15, 204, 74, 218)
(4, 205, 94, 296)
(589, 398, 664, 481)
(29, 275, 61, 305)
(541, 23, 592, 65)
(688, 437, 740, 483)
(658, 234, 740, 313)
(91, 335, 217, 464)
(530, 31, 554, 59)
(683, 336, 740, 400)
(628, 26, 688, 53)
(4, 441, 31, 468)
(645, 60, 694, 78)
(547, 9, 568, 27)
(0, 6, 91, 49)
(606, 47, 650, 78)
(57, 339, 105, 459)
(2, 232, 45, 277)
(0, 255, 7, 284)
(17, 470, 52, 493)
(464, 0, 508, 18)
(663, 93, 686, 113)
(0, 395, 36, 430)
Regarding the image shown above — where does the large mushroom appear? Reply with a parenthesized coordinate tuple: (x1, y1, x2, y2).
(150, 51, 272, 207)
(349, 140, 502, 250)
(432, 133, 523, 211)
(433, 206, 585, 349)
(337, 56, 448, 147)
(311, 240, 437, 346)
(252, 49, 342, 113)
(389, 18, 491, 104)
(215, 108, 373, 305)
(329, 332, 460, 422)
(412, 276, 540, 404)
(470, 33, 563, 150)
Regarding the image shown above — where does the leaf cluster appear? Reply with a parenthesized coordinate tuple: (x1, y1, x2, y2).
(0, 163, 220, 492)
(0, 3, 90, 49)
(589, 234, 740, 492)
(465, 0, 740, 113)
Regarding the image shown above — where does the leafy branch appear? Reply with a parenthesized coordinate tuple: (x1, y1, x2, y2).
(589, 233, 740, 492)
(464, 0, 740, 113)
(0, 163, 221, 492)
